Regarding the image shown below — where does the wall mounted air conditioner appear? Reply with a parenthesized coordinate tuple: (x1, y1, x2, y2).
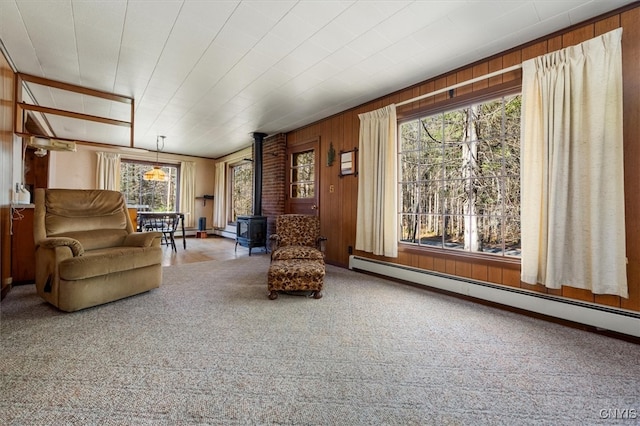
(28, 136, 77, 152)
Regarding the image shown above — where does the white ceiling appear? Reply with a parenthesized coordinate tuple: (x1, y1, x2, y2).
(0, 0, 635, 158)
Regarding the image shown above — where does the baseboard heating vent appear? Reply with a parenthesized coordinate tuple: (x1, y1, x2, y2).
(213, 229, 237, 240)
(349, 255, 640, 338)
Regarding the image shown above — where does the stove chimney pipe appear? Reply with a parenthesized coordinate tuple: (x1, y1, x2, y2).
(252, 132, 267, 216)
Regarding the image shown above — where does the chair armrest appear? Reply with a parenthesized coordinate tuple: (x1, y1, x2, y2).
(124, 232, 162, 247)
(317, 236, 327, 253)
(37, 237, 84, 257)
(269, 234, 280, 260)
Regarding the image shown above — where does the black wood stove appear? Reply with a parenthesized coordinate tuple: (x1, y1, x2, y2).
(234, 133, 269, 256)
(235, 215, 267, 255)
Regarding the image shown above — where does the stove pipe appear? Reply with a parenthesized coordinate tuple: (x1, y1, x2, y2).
(252, 132, 267, 216)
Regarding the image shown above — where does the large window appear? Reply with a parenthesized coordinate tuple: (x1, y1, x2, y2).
(120, 161, 179, 212)
(230, 162, 253, 222)
(398, 94, 521, 257)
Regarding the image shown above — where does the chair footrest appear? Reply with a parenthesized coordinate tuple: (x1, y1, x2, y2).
(267, 259, 325, 293)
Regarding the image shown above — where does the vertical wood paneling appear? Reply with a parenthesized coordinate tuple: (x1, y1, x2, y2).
(10, 208, 34, 283)
(396, 251, 413, 268)
(521, 282, 547, 293)
(546, 288, 563, 297)
(445, 259, 456, 275)
(397, 87, 420, 117)
(548, 35, 563, 52)
(472, 62, 489, 92)
(562, 24, 595, 47)
(283, 5, 640, 312)
(456, 68, 474, 97)
(594, 15, 620, 35)
(455, 259, 472, 279)
(321, 118, 337, 263)
(328, 115, 343, 266)
(418, 253, 434, 271)
(501, 51, 522, 82)
(433, 257, 447, 273)
(487, 265, 502, 284)
(562, 286, 594, 303)
(620, 6, 640, 311)
(418, 80, 435, 110)
(446, 74, 458, 99)
(595, 294, 621, 308)
(1, 51, 15, 299)
(471, 263, 488, 282)
(433, 77, 449, 104)
(502, 268, 521, 287)
(343, 108, 361, 266)
(488, 57, 503, 87)
(521, 40, 547, 62)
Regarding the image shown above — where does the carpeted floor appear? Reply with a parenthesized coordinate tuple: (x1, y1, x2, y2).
(1, 255, 638, 425)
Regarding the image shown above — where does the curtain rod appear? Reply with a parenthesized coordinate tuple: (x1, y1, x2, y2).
(396, 64, 522, 107)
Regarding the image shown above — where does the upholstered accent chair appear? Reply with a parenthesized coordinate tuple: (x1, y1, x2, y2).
(34, 188, 163, 312)
(269, 214, 326, 262)
(267, 214, 326, 300)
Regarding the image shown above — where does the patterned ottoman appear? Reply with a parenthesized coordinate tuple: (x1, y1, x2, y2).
(267, 259, 325, 300)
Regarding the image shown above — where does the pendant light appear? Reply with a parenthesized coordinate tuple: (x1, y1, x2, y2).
(144, 135, 169, 182)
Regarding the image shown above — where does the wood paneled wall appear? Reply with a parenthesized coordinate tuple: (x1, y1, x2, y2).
(1, 50, 15, 299)
(285, 5, 640, 313)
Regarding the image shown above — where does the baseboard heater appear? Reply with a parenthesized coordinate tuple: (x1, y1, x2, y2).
(213, 229, 236, 240)
(349, 255, 640, 338)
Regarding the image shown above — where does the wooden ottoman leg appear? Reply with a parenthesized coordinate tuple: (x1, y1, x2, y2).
(268, 290, 278, 300)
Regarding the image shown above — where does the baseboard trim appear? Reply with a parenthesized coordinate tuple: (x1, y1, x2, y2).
(349, 255, 640, 338)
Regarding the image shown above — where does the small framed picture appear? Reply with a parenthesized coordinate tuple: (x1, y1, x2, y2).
(339, 149, 358, 177)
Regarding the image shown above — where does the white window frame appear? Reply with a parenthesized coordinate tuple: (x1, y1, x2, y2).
(397, 93, 522, 258)
(227, 161, 253, 223)
(120, 159, 180, 212)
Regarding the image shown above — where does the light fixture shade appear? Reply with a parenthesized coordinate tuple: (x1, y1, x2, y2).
(143, 166, 168, 182)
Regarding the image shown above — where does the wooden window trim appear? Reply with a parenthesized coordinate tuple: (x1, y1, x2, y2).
(397, 80, 522, 123)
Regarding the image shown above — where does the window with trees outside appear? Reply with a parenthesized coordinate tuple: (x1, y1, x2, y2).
(290, 149, 315, 198)
(230, 162, 253, 222)
(398, 94, 521, 257)
(120, 161, 179, 212)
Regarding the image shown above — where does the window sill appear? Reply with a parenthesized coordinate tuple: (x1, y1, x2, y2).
(398, 243, 521, 269)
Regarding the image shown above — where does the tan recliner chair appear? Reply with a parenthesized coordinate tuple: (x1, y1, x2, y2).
(34, 188, 163, 312)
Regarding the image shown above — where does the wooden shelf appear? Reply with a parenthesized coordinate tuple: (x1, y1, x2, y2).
(195, 196, 214, 206)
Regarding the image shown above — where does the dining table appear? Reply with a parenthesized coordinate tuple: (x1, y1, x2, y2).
(137, 211, 187, 249)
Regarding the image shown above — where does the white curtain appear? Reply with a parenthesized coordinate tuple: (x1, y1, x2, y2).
(179, 161, 196, 228)
(521, 28, 627, 297)
(355, 104, 398, 258)
(213, 162, 227, 228)
(96, 152, 120, 190)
